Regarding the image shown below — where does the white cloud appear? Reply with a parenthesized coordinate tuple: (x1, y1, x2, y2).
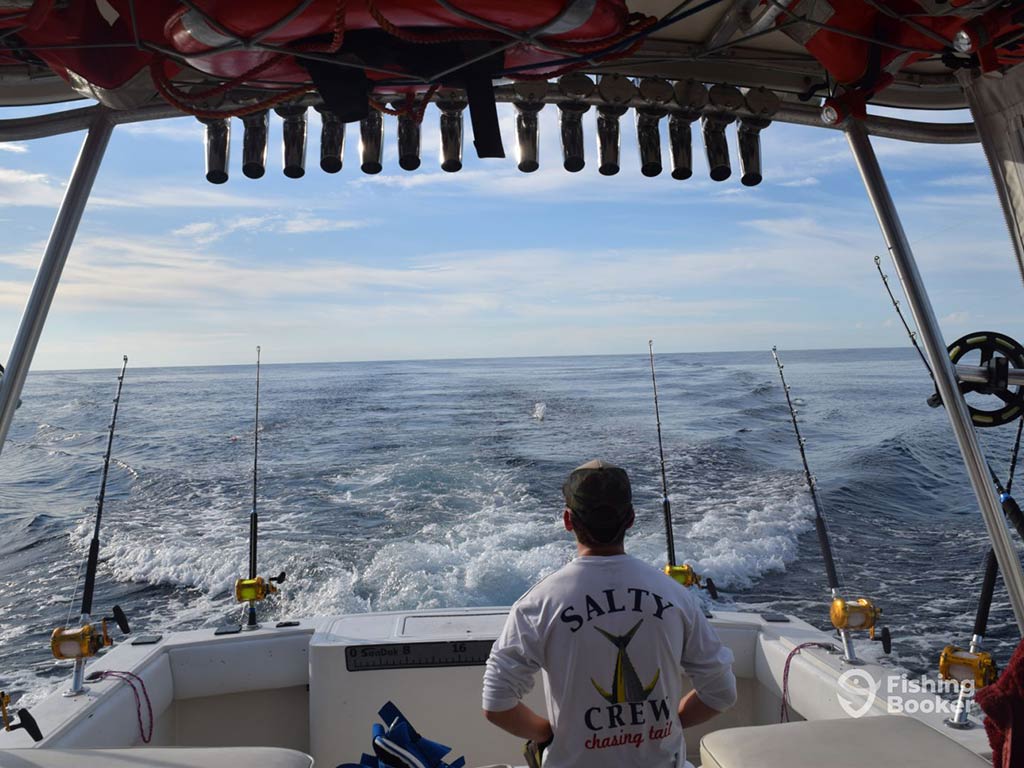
(0, 164, 298, 210)
(172, 214, 369, 243)
(0, 142, 28, 153)
(941, 310, 970, 325)
(927, 174, 992, 188)
(119, 120, 200, 143)
(0, 167, 63, 207)
(92, 183, 288, 210)
(279, 216, 366, 234)
(777, 177, 820, 187)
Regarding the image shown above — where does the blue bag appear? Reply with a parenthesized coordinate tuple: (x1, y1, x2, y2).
(339, 701, 466, 768)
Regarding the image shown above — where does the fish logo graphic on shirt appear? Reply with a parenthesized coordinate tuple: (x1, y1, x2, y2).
(590, 618, 661, 703)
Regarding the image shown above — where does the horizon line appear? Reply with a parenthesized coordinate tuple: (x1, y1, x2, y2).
(26, 344, 914, 375)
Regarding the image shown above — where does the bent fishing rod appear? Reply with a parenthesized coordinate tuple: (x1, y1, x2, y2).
(236, 346, 284, 631)
(53, 356, 131, 696)
(648, 341, 717, 599)
(874, 255, 1024, 542)
(874, 255, 1019, 711)
(772, 347, 890, 662)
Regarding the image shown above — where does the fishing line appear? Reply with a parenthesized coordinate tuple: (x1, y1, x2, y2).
(64, 553, 85, 629)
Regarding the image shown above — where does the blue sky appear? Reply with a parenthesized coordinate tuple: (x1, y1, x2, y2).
(0, 100, 1018, 369)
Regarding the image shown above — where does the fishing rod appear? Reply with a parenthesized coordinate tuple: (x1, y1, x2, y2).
(50, 356, 131, 696)
(874, 254, 1024, 540)
(251, 344, 260, 585)
(772, 347, 889, 663)
(649, 340, 675, 567)
(771, 348, 841, 592)
(942, 432, 1021, 726)
(648, 341, 718, 600)
(875, 254, 1016, 717)
(235, 346, 284, 631)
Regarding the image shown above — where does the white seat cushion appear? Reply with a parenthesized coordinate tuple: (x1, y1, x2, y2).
(0, 747, 312, 767)
(700, 716, 988, 768)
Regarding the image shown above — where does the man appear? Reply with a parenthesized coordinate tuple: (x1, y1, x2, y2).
(482, 460, 736, 768)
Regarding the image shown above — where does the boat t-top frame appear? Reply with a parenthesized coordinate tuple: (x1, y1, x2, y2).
(0, 1, 1023, 645)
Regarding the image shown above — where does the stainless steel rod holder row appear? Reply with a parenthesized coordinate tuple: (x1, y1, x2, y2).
(199, 78, 780, 184)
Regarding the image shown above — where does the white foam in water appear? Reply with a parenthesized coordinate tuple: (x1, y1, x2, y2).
(68, 495, 246, 596)
(531, 402, 546, 421)
(62, 457, 816, 627)
(627, 473, 815, 590)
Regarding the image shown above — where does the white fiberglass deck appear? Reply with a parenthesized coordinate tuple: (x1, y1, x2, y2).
(0, 608, 993, 767)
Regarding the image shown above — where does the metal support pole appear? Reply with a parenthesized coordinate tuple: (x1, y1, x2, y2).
(67, 656, 87, 697)
(0, 116, 113, 457)
(846, 119, 1024, 633)
(955, 68, 1024, 283)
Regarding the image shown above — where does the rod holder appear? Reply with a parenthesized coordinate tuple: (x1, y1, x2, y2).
(702, 85, 743, 183)
(737, 87, 778, 187)
(668, 114, 696, 180)
(513, 81, 547, 173)
(702, 113, 734, 182)
(636, 79, 672, 178)
(275, 105, 307, 179)
(201, 118, 230, 184)
(437, 92, 467, 173)
(359, 110, 384, 174)
(241, 111, 268, 179)
(596, 106, 627, 176)
(738, 117, 770, 187)
(667, 81, 707, 182)
(396, 113, 421, 172)
(636, 110, 665, 177)
(595, 75, 636, 177)
(556, 74, 594, 173)
(315, 106, 344, 173)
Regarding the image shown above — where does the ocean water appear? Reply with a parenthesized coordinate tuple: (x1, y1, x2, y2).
(0, 348, 1020, 705)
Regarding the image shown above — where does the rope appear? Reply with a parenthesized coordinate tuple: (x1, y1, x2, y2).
(780, 642, 834, 722)
(86, 671, 153, 744)
(364, 0, 498, 44)
(150, 60, 309, 118)
(369, 83, 440, 121)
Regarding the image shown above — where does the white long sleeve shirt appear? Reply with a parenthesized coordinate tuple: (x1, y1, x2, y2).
(482, 554, 736, 768)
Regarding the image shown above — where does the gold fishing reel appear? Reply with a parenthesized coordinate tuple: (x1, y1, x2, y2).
(1, 692, 42, 742)
(939, 645, 998, 689)
(50, 605, 130, 661)
(235, 571, 285, 603)
(831, 596, 892, 653)
(665, 564, 719, 599)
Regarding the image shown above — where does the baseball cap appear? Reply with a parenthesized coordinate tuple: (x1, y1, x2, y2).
(562, 459, 633, 542)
